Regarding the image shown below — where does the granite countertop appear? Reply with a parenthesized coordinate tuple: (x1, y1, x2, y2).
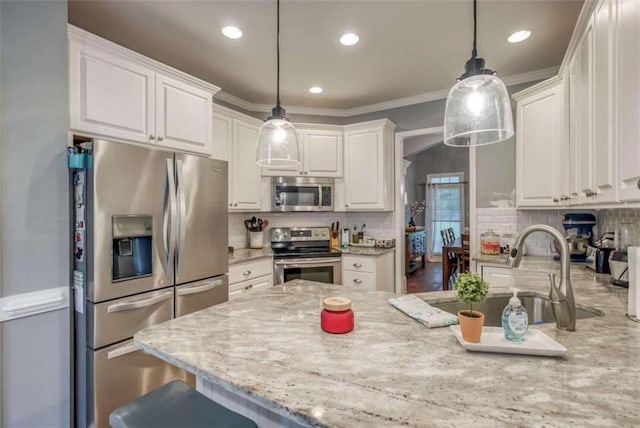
(228, 248, 273, 265)
(334, 245, 395, 256)
(135, 259, 640, 427)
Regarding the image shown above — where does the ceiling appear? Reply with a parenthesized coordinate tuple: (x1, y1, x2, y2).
(68, 0, 584, 112)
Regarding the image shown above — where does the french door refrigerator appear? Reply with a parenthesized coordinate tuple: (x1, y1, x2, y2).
(71, 139, 228, 428)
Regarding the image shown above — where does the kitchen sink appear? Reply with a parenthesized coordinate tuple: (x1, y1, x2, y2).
(430, 293, 603, 327)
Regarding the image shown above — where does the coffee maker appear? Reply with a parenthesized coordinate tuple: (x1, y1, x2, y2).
(554, 213, 597, 262)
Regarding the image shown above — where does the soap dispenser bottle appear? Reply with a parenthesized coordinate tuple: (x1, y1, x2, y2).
(502, 288, 528, 342)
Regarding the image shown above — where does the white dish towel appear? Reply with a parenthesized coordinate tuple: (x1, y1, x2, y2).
(389, 295, 458, 328)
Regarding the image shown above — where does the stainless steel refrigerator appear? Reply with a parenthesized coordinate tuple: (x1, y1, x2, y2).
(71, 139, 228, 428)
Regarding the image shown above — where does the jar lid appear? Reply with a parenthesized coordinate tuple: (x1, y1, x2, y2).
(481, 229, 499, 239)
(323, 297, 351, 311)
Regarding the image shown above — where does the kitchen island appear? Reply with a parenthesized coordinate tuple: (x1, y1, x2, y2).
(135, 259, 640, 427)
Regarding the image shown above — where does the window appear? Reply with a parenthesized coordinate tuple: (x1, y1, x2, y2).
(426, 172, 464, 261)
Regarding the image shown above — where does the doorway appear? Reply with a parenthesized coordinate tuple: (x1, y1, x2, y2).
(394, 127, 476, 294)
(425, 172, 465, 262)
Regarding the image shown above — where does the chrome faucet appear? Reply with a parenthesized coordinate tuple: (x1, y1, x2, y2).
(507, 224, 576, 331)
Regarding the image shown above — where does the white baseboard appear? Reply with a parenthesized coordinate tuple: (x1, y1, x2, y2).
(0, 287, 69, 322)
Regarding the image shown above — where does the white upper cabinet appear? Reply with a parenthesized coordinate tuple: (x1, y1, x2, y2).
(515, 0, 640, 207)
(567, 46, 583, 203)
(232, 119, 262, 211)
(68, 26, 219, 156)
(69, 38, 155, 144)
(343, 120, 396, 211)
(261, 126, 343, 177)
(303, 129, 343, 177)
(616, 0, 640, 201)
(591, 0, 617, 203)
(577, 25, 595, 204)
(213, 105, 263, 212)
(514, 77, 569, 208)
(155, 73, 212, 154)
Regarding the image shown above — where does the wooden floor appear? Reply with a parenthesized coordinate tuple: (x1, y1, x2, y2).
(406, 262, 443, 293)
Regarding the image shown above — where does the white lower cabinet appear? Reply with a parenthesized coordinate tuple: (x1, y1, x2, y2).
(479, 265, 514, 288)
(342, 251, 394, 292)
(229, 275, 274, 301)
(228, 258, 274, 301)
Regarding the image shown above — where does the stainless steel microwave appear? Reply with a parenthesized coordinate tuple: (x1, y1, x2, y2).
(272, 177, 334, 211)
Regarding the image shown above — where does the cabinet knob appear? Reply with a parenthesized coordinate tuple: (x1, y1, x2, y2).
(353, 263, 362, 268)
(304, 171, 308, 175)
(553, 198, 559, 203)
(637, 179, 640, 190)
(353, 278, 362, 284)
(345, 204, 349, 208)
(234, 203, 238, 206)
(299, 171, 304, 175)
(243, 270, 251, 276)
(244, 284, 254, 290)
(149, 134, 156, 140)
(157, 136, 164, 142)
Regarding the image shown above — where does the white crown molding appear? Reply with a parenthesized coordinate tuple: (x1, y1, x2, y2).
(558, 0, 599, 74)
(216, 66, 559, 118)
(68, 24, 221, 95)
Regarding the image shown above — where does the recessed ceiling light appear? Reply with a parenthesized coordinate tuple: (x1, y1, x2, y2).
(340, 33, 359, 46)
(222, 26, 243, 39)
(309, 86, 323, 94)
(507, 30, 531, 44)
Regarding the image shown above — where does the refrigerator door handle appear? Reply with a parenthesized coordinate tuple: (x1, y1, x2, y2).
(106, 291, 173, 313)
(175, 159, 187, 276)
(176, 279, 224, 296)
(163, 158, 178, 275)
(107, 343, 139, 360)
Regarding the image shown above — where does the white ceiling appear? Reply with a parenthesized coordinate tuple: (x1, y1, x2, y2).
(68, 0, 584, 112)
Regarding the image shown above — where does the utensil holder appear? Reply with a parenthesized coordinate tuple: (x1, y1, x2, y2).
(248, 231, 264, 249)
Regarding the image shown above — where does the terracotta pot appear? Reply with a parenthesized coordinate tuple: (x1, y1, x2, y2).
(457, 310, 485, 343)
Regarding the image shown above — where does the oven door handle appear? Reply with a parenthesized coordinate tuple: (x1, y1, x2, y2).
(274, 258, 342, 266)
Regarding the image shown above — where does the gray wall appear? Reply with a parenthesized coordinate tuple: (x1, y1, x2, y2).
(476, 136, 516, 208)
(1, 0, 70, 426)
(405, 143, 470, 227)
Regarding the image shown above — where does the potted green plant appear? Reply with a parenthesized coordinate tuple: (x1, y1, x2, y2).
(453, 272, 489, 343)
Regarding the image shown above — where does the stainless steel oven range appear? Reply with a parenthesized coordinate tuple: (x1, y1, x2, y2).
(271, 227, 342, 285)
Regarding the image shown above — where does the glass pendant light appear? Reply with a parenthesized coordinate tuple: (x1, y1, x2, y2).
(443, 0, 514, 147)
(256, 0, 300, 167)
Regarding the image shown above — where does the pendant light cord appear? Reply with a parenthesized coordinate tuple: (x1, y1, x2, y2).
(276, 0, 281, 107)
(472, 0, 477, 58)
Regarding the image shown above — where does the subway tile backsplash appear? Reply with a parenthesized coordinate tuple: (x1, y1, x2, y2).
(476, 207, 640, 256)
(228, 211, 395, 250)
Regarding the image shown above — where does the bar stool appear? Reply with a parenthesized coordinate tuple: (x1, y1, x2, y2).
(109, 380, 258, 428)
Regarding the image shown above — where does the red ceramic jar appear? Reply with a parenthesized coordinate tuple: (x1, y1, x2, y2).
(321, 297, 354, 334)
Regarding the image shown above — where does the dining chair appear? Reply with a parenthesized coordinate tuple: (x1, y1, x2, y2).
(460, 233, 470, 272)
(440, 228, 459, 289)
